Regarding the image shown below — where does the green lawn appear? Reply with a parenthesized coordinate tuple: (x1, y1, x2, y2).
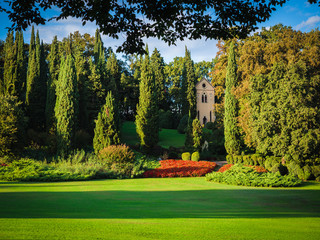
(121, 121, 185, 148)
(1, 178, 320, 240)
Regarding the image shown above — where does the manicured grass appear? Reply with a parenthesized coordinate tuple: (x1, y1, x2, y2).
(121, 121, 185, 148)
(0, 178, 320, 240)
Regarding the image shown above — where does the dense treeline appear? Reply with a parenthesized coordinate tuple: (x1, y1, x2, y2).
(0, 27, 214, 157)
(211, 24, 320, 166)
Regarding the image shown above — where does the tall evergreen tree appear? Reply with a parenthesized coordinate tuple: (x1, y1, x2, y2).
(135, 47, 159, 149)
(184, 111, 193, 151)
(151, 48, 167, 110)
(26, 28, 46, 130)
(3, 31, 16, 96)
(224, 41, 241, 155)
(87, 58, 105, 132)
(192, 118, 203, 152)
(54, 55, 79, 154)
(94, 29, 106, 82)
(184, 47, 197, 119)
(71, 32, 89, 131)
(93, 91, 120, 155)
(46, 36, 60, 132)
(15, 31, 27, 102)
(106, 49, 120, 95)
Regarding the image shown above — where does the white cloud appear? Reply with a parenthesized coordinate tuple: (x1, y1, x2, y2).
(295, 15, 320, 30)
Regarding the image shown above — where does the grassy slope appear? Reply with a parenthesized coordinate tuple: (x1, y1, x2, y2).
(121, 121, 185, 149)
(0, 178, 320, 240)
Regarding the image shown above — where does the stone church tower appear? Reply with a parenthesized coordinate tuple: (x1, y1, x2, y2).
(196, 78, 215, 125)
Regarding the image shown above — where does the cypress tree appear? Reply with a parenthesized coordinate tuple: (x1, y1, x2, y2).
(94, 29, 106, 82)
(224, 41, 241, 155)
(106, 49, 120, 95)
(46, 36, 60, 132)
(184, 47, 197, 119)
(93, 91, 120, 155)
(151, 48, 166, 110)
(3, 31, 16, 96)
(135, 47, 159, 149)
(184, 111, 193, 151)
(26, 28, 46, 130)
(87, 58, 106, 132)
(15, 31, 27, 102)
(54, 55, 79, 154)
(192, 118, 203, 152)
(180, 64, 188, 115)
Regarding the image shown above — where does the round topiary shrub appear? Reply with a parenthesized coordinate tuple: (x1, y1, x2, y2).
(181, 152, 191, 161)
(191, 151, 200, 161)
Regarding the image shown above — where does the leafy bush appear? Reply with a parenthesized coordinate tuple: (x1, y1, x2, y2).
(0, 95, 26, 156)
(143, 160, 216, 178)
(0, 151, 113, 182)
(181, 152, 191, 161)
(191, 151, 200, 161)
(99, 144, 135, 178)
(286, 162, 311, 180)
(206, 164, 301, 187)
(177, 114, 189, 134)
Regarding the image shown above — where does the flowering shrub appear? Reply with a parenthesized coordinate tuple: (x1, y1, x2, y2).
(143, 159, 216, 178)
(218, 164, 267, 173)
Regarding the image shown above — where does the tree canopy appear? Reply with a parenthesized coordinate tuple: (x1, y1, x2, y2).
(2, 0, 315, 54)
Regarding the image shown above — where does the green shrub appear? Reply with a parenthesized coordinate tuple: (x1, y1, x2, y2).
(311, 165, 320, 179)
(177, 115, 189, 134)
(181, 152, 191, 161)
(286, 162, 311, 180)
(0, 151, 114, 182)
(99, 145, 135, 178)
(191, 151, 200, 161)
(270, 163, 288, 176)
(206, 164, 301, 187)
(226, 155, 233, 164)
(0, 95, 26, 156)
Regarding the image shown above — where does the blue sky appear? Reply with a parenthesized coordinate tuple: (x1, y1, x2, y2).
(0, 0, 319, 63)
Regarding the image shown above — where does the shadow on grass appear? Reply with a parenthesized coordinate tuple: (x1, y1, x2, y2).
(0, 188, 320, 219)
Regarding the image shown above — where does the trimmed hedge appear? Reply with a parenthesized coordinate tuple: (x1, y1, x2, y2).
(206, 164, 302, 187)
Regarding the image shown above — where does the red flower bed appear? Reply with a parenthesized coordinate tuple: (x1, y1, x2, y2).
(143, 159, 217, 178)
(0, 163, 8, 167)
(218, 164, 233, 173)
(218, 164, 268, 173)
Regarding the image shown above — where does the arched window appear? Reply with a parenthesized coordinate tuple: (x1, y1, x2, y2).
(202, 93, 207, 103)
(210, 111, 212, 122)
